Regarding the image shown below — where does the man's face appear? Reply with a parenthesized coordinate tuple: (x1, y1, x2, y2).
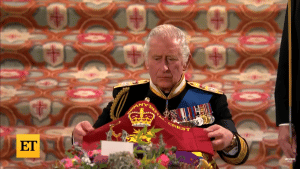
(145, 36, 188, 93)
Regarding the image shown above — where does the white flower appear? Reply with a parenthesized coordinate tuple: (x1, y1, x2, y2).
(81, 157, 91, 164)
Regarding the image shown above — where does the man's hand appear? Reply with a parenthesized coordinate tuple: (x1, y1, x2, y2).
(204, 124, 234, 151)
(73, 121, 95, 145)
(278, 125, 297, 159)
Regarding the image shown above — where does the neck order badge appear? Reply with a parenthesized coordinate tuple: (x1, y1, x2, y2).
(16, 134, 40, 158)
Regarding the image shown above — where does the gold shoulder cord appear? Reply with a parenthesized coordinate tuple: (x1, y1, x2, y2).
(187, 82, 223, 95)
(288, 0, 295, 168)
(288, 0, 294, 148)
(110, 87, 130, 120)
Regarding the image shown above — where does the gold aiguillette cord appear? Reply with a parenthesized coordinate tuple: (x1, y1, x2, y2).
(287, 0, 295, 167)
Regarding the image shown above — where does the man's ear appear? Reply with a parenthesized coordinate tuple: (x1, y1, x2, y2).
(183, 54, 191, 71)
(144, 55, 149, 69)
(145, 62, 149, 69)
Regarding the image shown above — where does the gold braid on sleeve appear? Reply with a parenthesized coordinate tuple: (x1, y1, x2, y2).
(110, 87, 130, 121)
(220, 135, 249, 165)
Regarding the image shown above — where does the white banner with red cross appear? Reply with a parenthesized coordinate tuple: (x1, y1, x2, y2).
(43, 42, 64, 67)
(124, 44, 144, 68)
(207, 6, 227, 33)
(205, 45, 226, 69)
(126, 5, 146, 32)
(30, 98, 51, 121)
(47, 4, 67, 30)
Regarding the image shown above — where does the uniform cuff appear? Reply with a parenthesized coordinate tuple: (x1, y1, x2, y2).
(279, 123, 290, 126)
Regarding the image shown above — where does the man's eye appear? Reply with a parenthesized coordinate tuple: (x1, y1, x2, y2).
(168, 57, 177, 61)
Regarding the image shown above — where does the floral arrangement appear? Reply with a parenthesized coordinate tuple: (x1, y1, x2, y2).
(53, 126, 201, 169)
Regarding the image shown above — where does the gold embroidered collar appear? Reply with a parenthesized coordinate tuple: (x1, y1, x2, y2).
(150, 75, 186, 100)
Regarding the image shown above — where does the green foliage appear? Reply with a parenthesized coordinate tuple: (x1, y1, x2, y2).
(107, 151, 138, 169)
(139, 154, 165, 169)
(52, 160, 65, 169)
(133, 126, 163, 158)
(133, 130, 189, 169)
(135, 126, 163, 145)
(57, 125, 198, 169)
(79, 163, 107, 169)
(65, 151, 74, 159)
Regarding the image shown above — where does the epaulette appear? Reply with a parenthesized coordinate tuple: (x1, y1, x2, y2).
(114, 79, 149, 88)
(187, 82, 223, 94)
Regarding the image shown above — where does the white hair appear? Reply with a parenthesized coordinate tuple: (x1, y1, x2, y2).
(143, 24, 190, 65)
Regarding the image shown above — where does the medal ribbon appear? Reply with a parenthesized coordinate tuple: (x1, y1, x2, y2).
(166, 103, 215, 126)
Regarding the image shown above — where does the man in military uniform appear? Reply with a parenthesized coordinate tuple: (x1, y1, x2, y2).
(73, 24, 249, 165)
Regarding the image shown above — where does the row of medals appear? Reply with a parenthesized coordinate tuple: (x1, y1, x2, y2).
(163, 109, 215, 127)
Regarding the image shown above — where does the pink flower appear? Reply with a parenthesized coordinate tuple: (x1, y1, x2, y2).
(88, 151, 94, 157)
(156, 154, 170, 167)
(64, 158, 73, 168)
(74, 156, 80, 161)
(88, 149, 101, 157)
(72, 156, 80, 163)
(93, 149, 101, 155)
(136, 159, 141, 167)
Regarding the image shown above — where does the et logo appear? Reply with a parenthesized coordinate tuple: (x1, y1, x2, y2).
(16, 134, 40, 158)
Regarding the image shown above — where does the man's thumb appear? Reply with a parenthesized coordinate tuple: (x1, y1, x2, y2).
(81, 121, 94, 132)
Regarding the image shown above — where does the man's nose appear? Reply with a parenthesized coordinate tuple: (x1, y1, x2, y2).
(162, 59, 169, 71)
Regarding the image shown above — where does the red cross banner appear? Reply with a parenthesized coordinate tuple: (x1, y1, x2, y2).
(47, 4, 67, 30)
(124, 44, 144, 67)
(29, 98, 51, 121)
(207, 6, 227, 33)
(43, 42, 64, 67)
(205, 45, 226, 69)
(126, 5, 146, 32)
